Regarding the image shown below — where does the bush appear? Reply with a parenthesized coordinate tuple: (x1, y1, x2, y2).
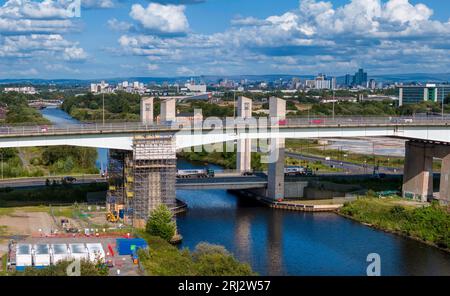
(146, 204, 177, 241)
(137, 233, 256, 276)
(11, 259, 107, 276)
(192, 243, 255, 276)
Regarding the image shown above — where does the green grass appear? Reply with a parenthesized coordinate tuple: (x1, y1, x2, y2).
(340, 198, 450, 250)
(51, 206, 76, 218)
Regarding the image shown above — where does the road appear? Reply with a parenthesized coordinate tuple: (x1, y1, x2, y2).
(0, 174, 106, 189)
(285, 151, 403, 175)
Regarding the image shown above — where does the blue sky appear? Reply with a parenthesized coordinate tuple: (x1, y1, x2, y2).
(0, 0, 449, 79)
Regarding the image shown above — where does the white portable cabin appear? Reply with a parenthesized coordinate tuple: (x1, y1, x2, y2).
(51, 244, 70, 264)
(86, 243, 105, 263)
(69, 243, 88, 261)
(16, 244, 32, 270)
(33, 244, 51, 267)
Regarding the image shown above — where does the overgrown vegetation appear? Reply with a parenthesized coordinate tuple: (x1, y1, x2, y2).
(340, 198, 450, 250)
(62, 92, 141, 122)
(0, 183, 107, 207)
(0, 93, 99, 177)
(0, 92, 50, 125)
(137, 233, 256, 276)
(11, 259, 108, 276)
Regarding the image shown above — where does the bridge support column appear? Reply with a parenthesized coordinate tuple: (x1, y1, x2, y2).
(236, 96, 252, 173)
(125, 135, 176, 228)
(402, 141, 433, 202)
(267, 97, 286, 201)
(160, 98, 176, 123)
(140, 97, 154, 124)
(439, 155, 450, 205)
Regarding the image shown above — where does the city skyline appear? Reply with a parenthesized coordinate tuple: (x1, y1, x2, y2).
(0, 0, 450, 79)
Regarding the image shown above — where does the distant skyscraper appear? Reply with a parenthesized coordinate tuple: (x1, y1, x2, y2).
(353, 68, 368, 87)
(344, 74, 352, 87)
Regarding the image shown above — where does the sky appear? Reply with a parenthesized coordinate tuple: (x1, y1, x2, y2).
(0, 0, 449, 79)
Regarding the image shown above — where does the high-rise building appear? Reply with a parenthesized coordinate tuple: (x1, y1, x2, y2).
(353, 68, 368, 87)
(344, 74, 353, 87)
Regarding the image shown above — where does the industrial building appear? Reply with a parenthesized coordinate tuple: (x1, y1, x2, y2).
(397, 84, 450, 106)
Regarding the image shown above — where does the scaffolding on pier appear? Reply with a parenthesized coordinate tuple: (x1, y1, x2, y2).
(106, 134, 177, 228)
(127, 134, 177, 228)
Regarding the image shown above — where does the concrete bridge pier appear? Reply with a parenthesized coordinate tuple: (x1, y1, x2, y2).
(108, 134, 177, 229)
(267, 97, 286, 201)
(439, 155, 450, 205)
(402, 140, 450, 204)
(236, 96, 252, 173)
(402, 141, 433, 202)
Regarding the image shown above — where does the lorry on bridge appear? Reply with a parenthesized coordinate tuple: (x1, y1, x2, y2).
(176, 169, 215, 178)
(284, 166, 313, 176)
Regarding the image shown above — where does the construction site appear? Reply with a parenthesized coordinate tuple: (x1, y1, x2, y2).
(107, 134, 177, 229)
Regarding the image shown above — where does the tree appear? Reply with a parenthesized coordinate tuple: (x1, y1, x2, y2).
(146, 204, 177, 241)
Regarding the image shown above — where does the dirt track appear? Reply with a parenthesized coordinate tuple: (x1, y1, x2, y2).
(0, 210, 56, 236)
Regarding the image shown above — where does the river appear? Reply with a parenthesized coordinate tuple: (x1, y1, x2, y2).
(42, 107, 450, 276)
(40, 107, 108, 171)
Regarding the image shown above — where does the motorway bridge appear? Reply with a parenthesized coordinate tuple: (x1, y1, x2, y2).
(1, 95, 449, 227)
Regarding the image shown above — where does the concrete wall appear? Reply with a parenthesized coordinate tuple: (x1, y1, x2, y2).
(402, 140, 450, 203)
(140, 97, 154, 125)
(284, 181, 308, 198)
(160, 99, 176, 122)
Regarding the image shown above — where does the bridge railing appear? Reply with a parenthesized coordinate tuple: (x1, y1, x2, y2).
(1, 115, 450, 137)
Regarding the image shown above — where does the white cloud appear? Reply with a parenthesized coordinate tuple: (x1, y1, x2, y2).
(108, 18, 132, 31)
(82, 0, 115, 9)
(116, 0, 450, 75)
(147, 64, 159, 71)
(129, 3, 189, 34)
(63, 46, 87, 61)
(176, 66, 194, 75)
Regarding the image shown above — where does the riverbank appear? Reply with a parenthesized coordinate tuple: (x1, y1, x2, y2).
(136, 231, 256, 276)
(338, 198, 450, 252)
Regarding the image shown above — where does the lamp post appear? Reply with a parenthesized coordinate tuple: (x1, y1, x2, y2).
(442, 87, 445, 120)
(102, 92, 105, 126)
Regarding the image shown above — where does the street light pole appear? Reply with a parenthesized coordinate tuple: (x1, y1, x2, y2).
(102, 92, 105, 126)
(332, 91, 335, 121)
(442, 87, 445, 120)
(233, 87, 236, 118)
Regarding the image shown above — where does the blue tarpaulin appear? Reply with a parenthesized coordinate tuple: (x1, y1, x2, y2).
(116, 238, 148, 255)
